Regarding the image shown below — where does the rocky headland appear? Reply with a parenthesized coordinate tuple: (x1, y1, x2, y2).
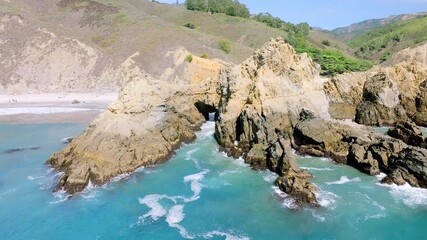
(47, 38, 427, 207)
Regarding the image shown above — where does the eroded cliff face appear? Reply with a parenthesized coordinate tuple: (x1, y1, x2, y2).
(214, 38, 332, 205)
(47, 52, 223, 194)
(324, 42, 427, 125)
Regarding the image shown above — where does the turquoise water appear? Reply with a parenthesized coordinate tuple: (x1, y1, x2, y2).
(1, 122, 427, 240)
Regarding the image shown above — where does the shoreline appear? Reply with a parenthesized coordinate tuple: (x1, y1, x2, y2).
(0, 93, 117, 124)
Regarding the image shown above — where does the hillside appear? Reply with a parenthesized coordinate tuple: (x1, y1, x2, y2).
(332, 12, 427, 39)
(0, 0, 373, 94)
(348, 14, 427, 62)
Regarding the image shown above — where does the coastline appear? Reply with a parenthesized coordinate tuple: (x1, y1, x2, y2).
(0, 93, 117, 124)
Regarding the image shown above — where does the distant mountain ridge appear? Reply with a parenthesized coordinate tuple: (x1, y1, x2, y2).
(332, 12, 427, 39)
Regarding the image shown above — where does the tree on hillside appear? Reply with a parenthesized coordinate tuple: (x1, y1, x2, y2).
(185, 0, 250, 18)
(185, 0, 206, 11)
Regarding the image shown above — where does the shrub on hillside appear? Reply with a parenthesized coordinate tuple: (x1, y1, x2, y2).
(184, 23, 195, 29)
(185, 54, 193, 63)
(321, 40, 331, 46)
(218, 40, 232, 54)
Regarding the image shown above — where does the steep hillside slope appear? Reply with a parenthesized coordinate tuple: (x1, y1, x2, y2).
(348, 15, 427, 62)
(332, 12, 427, 39)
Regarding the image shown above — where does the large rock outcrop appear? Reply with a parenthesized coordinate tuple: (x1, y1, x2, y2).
(215, 38, 331, 206)
(355, 72, 408, 126)
(47, 53, 223, 194)
(324, 42, 427, 126)
(293, 118, 427, 188)
(387, 121, 427, 148)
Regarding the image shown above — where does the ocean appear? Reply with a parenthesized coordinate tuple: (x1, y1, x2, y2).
(1, 121, 427, 240)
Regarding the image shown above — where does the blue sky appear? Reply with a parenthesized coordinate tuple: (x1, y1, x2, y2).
(157, 0, 427, 29)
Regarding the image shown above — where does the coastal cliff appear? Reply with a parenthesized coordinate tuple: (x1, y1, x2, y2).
(48, 52, 223, 193)
(47, 38, 427, 207)
(325, 42, 427, 125)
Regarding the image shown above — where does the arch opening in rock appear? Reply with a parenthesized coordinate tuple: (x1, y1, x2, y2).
(194, 101, 218, 121)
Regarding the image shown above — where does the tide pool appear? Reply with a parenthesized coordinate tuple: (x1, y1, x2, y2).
(1, 122, 427, 240)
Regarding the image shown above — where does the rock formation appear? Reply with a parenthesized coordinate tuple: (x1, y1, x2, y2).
(214, 38, 331, 206)
(387, 121, 427, 148)
(293, 117, 427, 188)
(355, 72, 407, 126)
(47, 52, 223, 194)
(46, 37, 427, 207)
(324, 42, 427, 126)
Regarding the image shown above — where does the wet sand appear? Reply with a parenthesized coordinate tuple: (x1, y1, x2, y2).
(0, 93, 117, 124)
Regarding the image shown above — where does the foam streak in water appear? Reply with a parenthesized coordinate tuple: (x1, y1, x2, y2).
(326, 176, 361, 185)
(203, 230, 250, 240)
(378, 183, 427, 208)
(184, 169, 210, 202)
(166, 205, 194, 239)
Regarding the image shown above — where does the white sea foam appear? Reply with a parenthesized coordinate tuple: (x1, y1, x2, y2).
(49, 189, 70, 204)
(203, 230, 250, 240)
(263, 172, 277, 183)
(198, 122, 216, 137)
(375, 173, 387, 181)
(0, 188, 16, 199)
(27, 175, 45, 180)
(166, 205, 194, 239)
(315, 186, 338, 208)
(220, 170, 242, 177)
(272, 186, 298, 209)
(0, 107, 98, 115)
(378, 183, 427, 208)
(138, 194, 170, 221)
(326, 176, 361, 185)
(183, 169, 210, 202)
(301, 167, 335, 172)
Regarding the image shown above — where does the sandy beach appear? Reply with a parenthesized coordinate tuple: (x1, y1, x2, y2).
(0, 93, 118, 124)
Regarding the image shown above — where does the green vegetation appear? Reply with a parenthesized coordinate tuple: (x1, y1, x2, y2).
(91, 35, 116, 48)
(349, 15, 427, 60)
(185, 54, 193, 62)
(116, 12, 127, 21)
(184, 22, 195, 29)
(252, 13, 310, 36)
(218, 39, 232, 54)
(287, 35, 373, 76)
(321, 40, 331, 46)
(184, 0, 250, 18)
(200, 53, 208, 59)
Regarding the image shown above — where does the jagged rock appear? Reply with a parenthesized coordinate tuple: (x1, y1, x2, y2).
(47, 54, 223, 194)
(324, 43, 427, 124)
(387, 121, 427, 148)
(324, 72, 369, 120)
(215, 38, 327, 206)
(381, 168, 419, 187)
(355, 73, 408, 126)
(388, 147, 427, 188)
(293, 117, 427, 189)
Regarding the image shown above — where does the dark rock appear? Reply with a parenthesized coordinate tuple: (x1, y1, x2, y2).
(299, 109, 315, 121)
(387, 121, 426, 148)
(2, 147, 40, 154)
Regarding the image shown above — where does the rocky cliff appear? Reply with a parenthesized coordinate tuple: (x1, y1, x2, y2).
(324, 42, 427, 126)
(47, 52, 223, 193)
(46, 37, 427, 207)
(214, 38, 331, 206)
